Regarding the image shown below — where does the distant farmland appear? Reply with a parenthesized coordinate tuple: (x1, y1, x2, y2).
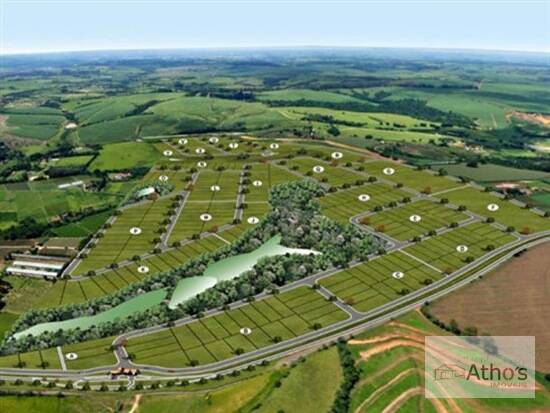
(428, 242, 550, 371)
(435, 163, 550, 182)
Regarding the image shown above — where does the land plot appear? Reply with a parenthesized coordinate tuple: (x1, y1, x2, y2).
(73, 198, 174, 274)
(62, 336, 117, 369)
(46, 236, 224, 306)
(245, 163, 299, 202)
(126, 286, 348, 367)
(319, 183, 409, 224)
(403, 222, 517, 274)
(285, 157, 365, 187)
(0, 347, 62, 370)
(168, 169, 241, 242)
(361, 161, 461, 194)
(364, 200, 469, 241)
(187, 170, 241, 202)
(142, 169, 191, 191)
(319, 251, 442, 313)
(444, 186, 550, 233)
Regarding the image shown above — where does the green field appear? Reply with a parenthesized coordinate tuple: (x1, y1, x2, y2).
(438, 163, 550, 182)
(256, 89, 364, 103)
(88, 141, 161, 171)
(0, 177, 127, 228)
(51, 210, 112, 237)
(256, 346, 343, 413)
(47, 155, 94, 168)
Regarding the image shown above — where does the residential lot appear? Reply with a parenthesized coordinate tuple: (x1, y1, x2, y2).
(319, 251, 442, 313)
(126, 286, 349, 367)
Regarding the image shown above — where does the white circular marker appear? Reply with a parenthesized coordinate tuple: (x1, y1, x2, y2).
(383, 167, 395, 176)
(229, 142, 239, 149)
(252, 180, 263, 187)
(137, 266, 150, 274)
(409, 215, 422, 223)
(210, 185, 221, 192)
(159, 175, 169, 182)
(240, 327, 252, 336)
(163, 150, 173, 156)
(456, 245, 469, 253)
(178, 138, 188, 145)
(200, 213, 212, 222)
(247, 216, 259, 224)
(313, 165, 325, 173)
(197, 161, 207, 168)
(65, 353, 78, 361)
(209, 137, 219, 144)
(358, 194, 371, 202)
(130, 227, 142, 235)
(392, 271, 404, 279)
(270, 143, 279, 150)
(487, 203, 499, 212)
(196, 148, 205, 154)
(331, 151, 343, 160)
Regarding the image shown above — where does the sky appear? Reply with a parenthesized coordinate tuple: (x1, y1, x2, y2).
(1, 0, 549, 55)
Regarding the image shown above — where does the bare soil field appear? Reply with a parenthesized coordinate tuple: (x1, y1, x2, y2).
(509, 111, 550, 127)
(430, 242, 550, 371)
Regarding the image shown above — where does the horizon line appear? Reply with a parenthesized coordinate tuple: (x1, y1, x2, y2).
(2, 44, 550, 57)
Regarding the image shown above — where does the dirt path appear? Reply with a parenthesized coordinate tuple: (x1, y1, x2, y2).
(354, 368, 419, 413)
(352, 353, 422, 389)
(381, 387, 423, 413)
(356, 338, 425, 362)
(128, 394, 142, 413)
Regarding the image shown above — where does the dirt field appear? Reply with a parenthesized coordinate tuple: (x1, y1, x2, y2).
(430, 242, 550, 371)
(509, 111, 550, 127)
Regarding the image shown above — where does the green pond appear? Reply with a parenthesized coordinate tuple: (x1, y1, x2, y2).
(168, 235, 318, 308)
(13, 289, 167, 339)
(14, 236, 318, 338)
